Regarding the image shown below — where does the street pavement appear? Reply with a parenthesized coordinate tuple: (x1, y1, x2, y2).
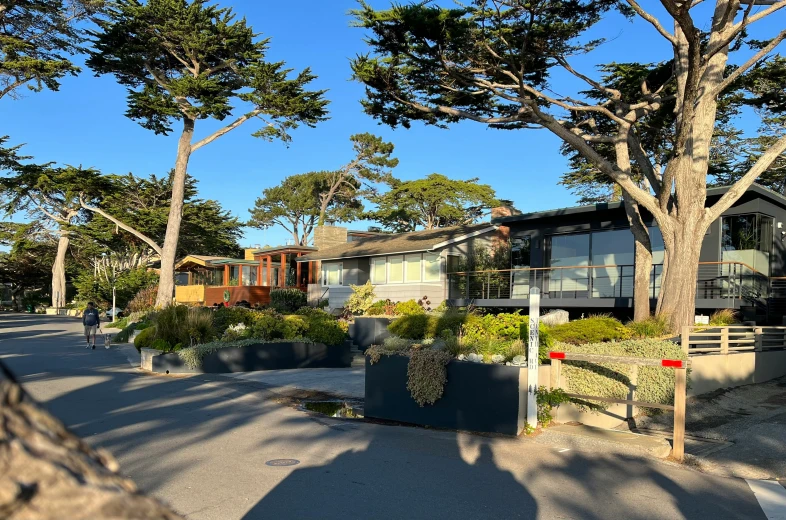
(0, 313, 781, 520)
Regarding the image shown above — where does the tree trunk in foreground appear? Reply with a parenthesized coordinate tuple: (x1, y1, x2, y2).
(656, 219, 705, 332)
(51, 234, 69, 308)
(155, 118, 195, 308)
(633, 240, 653, 321)
(0, 363, 183, 519)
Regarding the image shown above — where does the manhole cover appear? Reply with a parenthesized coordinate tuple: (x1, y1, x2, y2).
(265, 459, 300, 467)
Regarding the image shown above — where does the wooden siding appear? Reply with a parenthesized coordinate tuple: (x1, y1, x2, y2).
(204, 286, 272, 307)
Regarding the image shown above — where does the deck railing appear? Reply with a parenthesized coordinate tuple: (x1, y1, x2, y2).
(680, 325, 786, 355)
(447, 261, 768, 302)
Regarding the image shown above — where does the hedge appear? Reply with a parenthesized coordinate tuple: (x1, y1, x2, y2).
(548, 316, 631, 345)
(552, 338, 687, 414)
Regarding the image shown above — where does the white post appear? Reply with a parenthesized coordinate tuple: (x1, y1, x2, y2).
(112, 286, 117, 324)
(527, 287, 540, 428)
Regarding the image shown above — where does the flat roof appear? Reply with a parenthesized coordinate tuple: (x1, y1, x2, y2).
(492, 183, 786, 224)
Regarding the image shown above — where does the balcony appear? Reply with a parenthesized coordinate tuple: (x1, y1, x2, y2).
(446, 261, 769, 309)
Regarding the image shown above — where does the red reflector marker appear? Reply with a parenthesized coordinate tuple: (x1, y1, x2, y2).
(661, 359, 683, 368)
(549, 352, 566, 359)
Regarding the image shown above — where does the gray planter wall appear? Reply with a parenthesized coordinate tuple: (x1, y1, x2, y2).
(364, 356, 528, 436)
(151, 341, 351, 374)
(349, 317, 393, 348)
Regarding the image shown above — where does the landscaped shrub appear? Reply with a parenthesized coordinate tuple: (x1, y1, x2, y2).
(626, 315, 671, 338)
(463, 312, 529, 341)
(304, 318, 346, 346)
(365, 300, 389, 316)
(548, 316, 631, 345)
(134, 326, 157, 351)
(388, 314, 431, 339)
(344, 281, 375, 315)
(270, 288, 307, 313)
(114, 324, 135, 343)
(250, 312, 285, 340)
(552, 338, 687, 414)
(294, 306, 332, 318)
(151, 338, 173, 352)
(709, 309, 739, 326)
(154, 305, 215, 347)
(213, 307, 255, 335)
(406, 348, 453, 406)
(395, 299, 425, 316)
(428, 309, 469, 337)
(126, 285, 158, 313)
(281, 315, 308, 338)
(221, 323, 251, 342)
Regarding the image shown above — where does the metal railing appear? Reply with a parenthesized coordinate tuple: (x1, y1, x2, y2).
(447, 261, 768, 302)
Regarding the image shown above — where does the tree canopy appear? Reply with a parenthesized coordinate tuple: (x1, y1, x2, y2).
(0, 0, 100, 101)
(352, 0, 786, 329)
(248, 171, 363, 246)
(87, 0, 330, 306)
(367, 173, 499, 232)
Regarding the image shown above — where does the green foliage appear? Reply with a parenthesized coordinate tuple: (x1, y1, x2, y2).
(406, 348, 453, 406)
(709, 309, 739, 326)
(126, 285, 158, 313)
(212, 306, 256, 336)
(303, 317, 347, 347)
(455, 242, 511, 273)
(151, 338, 173, 352)
(88, 0, 328, 139)
(388, 314, 430, 339)
(536, 386, 571, 427)
(463, 312, 528, 341)
(431, 309, 469, 337)
(553, 339, 687, 414)
(134, 326, 157, 350)
(249, 171, 363, 245)
(281, 315, 308, 338)
(113, 323, 135, 343)
(365, 336, 412, 363)
(153, 305, 215, 348)
(549, 316, 631, 345)
(270, 288, 307, 313)
(0, 222, 56, 310)
(366, 173, 498, 232)
(365, 299, 391, 316)
(0, 0, 97, 101)
(294, 306, 332, 318)
(344, 281, 375, 315)
(78, 173, 243, 259)
(73, 266, 158, 311)
(626, 315, 671, 339)
(395, 299, 425, 316)
(250, 312, 285, 340)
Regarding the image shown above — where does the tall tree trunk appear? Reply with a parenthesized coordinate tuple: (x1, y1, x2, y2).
(51, 233, 69, 308)
(633, 238, 653, 321)
(155, 118, 195, 307)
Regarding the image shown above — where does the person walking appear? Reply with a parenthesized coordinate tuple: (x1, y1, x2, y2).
(82, 302, 100, 350)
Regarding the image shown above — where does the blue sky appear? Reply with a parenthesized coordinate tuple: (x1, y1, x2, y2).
(2, 1, 783, 249)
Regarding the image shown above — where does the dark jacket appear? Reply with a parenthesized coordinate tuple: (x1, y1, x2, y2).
(82, 308, 100, 327)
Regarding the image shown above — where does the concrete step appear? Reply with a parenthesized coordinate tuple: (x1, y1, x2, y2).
(536, 424, 672, 458)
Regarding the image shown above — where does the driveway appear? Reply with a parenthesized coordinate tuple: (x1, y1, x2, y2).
(0, 313, 780, 520)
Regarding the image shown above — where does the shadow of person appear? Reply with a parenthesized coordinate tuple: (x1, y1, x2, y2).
(241, 426, 538, 520)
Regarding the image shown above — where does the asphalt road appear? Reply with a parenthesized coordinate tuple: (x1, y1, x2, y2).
(0, 313, 776, 520)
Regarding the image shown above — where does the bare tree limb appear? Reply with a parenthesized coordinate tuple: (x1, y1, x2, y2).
(190, 109, 264, 152)
(79, 197, 163, 256)
(625, 0, 678, 45)
(712, 29, 786, 96)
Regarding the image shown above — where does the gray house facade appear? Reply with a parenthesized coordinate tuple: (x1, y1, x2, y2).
(299, 224, 500, 309)
(448, 184, 786, 323)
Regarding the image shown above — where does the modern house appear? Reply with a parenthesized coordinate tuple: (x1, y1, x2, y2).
(297, 224, 500, 309)
(172, 230, 391, 307)
(447, 184, 786, 323)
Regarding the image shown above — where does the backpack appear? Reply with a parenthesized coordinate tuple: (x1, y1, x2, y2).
(84, 309, 99, 326)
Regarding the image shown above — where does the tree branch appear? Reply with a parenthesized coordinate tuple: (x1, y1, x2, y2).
(190, 109, 263, 152)
(625, 0, 678, 45)
(79, 197, 163, 256)
(712, 29, 786, 96)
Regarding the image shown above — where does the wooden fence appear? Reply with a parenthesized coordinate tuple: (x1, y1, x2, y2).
(549, 351, 688, 462)
(680, 326, 786, 355)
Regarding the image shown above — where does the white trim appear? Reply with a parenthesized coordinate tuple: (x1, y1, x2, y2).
(432, 225, 498, 250)
(387, 255, 404, 284)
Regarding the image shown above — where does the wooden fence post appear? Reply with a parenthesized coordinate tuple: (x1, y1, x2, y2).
(681, 326, 691, 355)
(720, 327, 729, 355)
(754, 327, 763, 351)
(672, 367, 687, 462)
(550, 359, 562, 390)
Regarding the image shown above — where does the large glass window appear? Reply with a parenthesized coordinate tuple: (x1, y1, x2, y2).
(371, 258, 386, 284)
(511, 236, 531, 268)
(388, 256, 404, 283)
(722, 214, 772, 275)
(405, 254, 422, 283)
(591, 229, 634, 297)
(424, 253, 441, 282)
(547, 234, 590, 297)
(241, 265, 257, 286)
(323, 263, 343, 286)
(229, 266, 240, 286)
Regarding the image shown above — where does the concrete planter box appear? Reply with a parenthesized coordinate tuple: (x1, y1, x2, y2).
(364, 356, 528, 436)
(150, 341, 352, 374)
(349, 317, 393, 348)
(140, 348, 163, 371)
